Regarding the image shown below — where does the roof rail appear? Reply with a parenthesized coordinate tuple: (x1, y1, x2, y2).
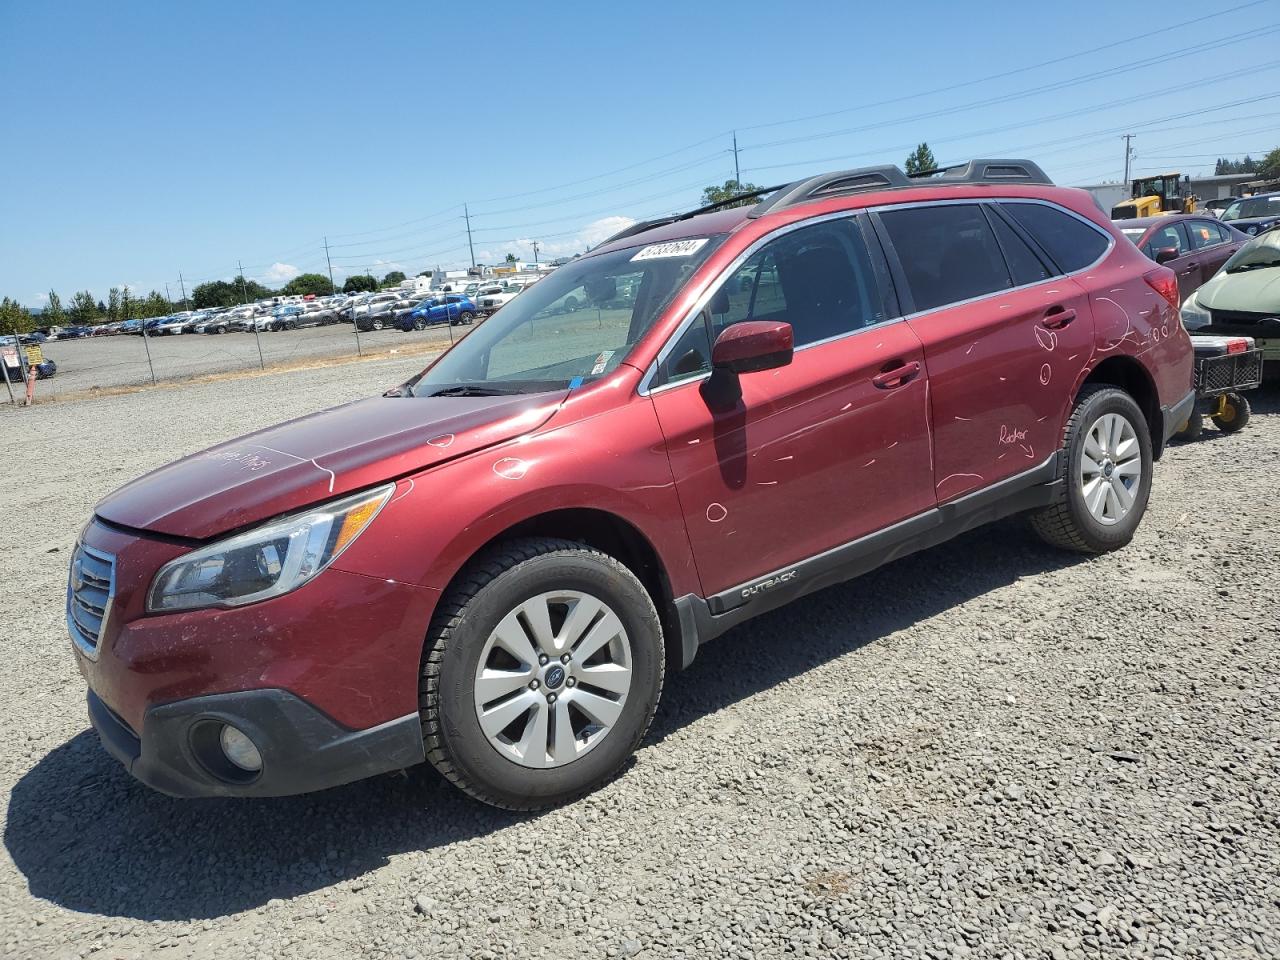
(748, 158, 1052, 218)
(597, 183, 786, 247)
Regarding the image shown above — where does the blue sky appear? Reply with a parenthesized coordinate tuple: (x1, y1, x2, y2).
(2, 0, 1277, 307)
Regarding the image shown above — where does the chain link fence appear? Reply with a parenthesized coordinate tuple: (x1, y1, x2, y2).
(6, 318, 472, 403)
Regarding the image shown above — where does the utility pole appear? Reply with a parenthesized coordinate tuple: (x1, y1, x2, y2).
(324, 236, 337, 294)
(1122, 134, 1134, 184)
(531, 240, 540, 265)
(733, 131, 741, 186)
(178, 271, 189, 311)
(239, 259, 265, 370)
(464, 203, 476, 271)
(164, 283, 174, 310)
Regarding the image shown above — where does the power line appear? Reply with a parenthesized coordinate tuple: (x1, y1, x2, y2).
(735, 0, 1270, 135)
(743, 27, 1280, 154)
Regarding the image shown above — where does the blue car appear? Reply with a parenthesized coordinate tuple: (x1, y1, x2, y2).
(395, 295, 478, 331)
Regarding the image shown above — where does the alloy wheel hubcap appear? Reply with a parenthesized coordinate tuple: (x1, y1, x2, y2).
(1080, 413, 1142, 525)
(473, 591, 632, 768)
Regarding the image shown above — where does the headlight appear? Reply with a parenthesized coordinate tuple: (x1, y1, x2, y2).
(147, 484, 393, 612)
(1180, 292, 1211, 331)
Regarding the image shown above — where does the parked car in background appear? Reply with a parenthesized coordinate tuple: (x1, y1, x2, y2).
(1115, 214, 1248, 300)
(270, 304, 338, 331)
(1181, 226, 1280, 363)
(154, 316, 189, 335)
(355, 296, 416, 331)
(477, 282, 528, 315)
(1219, 192, 1280, 236)
(69, 158, 1195, 808)
(350, 292, 401, 319)
(195, 316, 232, 335)
(1200, 197, 1233, 218)
(396, 295, 478, 331)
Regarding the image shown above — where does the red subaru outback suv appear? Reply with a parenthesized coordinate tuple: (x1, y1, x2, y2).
(69, 160, 1193, 808)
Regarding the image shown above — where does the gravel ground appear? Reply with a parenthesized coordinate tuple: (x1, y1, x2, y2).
(1, 362, 1277, 960)
(25, 321, 466, 397)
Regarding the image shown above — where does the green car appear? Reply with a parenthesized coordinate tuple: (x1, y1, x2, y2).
(1182, 227, 1280, 363)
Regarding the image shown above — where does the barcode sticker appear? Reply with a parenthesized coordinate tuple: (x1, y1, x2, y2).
(630, 238, 709, 261)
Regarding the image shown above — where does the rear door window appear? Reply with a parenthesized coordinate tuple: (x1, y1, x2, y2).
(1187, 220, 1226, 249)
(986, 208, 1054, 286)
(1001, 202, 1110, 272)
(878, 204, 1012, 312)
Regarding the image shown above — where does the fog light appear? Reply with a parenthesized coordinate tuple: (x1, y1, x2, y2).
(219, 724, 263, 772)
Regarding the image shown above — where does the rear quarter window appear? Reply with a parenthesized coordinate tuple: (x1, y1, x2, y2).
(1002, 202, 1110, 273)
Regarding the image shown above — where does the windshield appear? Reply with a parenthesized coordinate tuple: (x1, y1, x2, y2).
(1222, 196, 1280, 221)
(1224, 230, 1280, 272)
(409, 235, 725, 395)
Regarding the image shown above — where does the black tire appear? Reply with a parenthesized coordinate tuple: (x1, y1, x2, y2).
(1030, 384, 1153, 555)
(460, 310, 475, 325)
(420, 537, 664, 810)
(413, 318, 425, 331)
(1175, 410, 1204, 442)
(1212, 393, 1250, 433)
(371, 318, 384, 331)
(216, 326, 227, 335)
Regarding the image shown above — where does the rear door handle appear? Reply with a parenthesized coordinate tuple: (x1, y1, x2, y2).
(1041, 307, 1076, 330)
(872, 360, 921, 389)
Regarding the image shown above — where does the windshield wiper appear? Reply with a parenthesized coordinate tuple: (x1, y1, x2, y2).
(1227, 260, 1280, 273)
(428, 384, 522, 397)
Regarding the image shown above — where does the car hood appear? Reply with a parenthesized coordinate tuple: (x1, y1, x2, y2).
(94, 391, 566, 539)
(1198, 267, 1280, 312)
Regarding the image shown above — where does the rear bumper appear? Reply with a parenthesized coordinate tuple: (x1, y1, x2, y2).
(1161, 388, 1196, 443)
(89, 687, 424, 798)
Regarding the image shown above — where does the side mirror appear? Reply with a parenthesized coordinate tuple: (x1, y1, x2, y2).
(1154, 246, 1180, 265)
(711, 320, 794, 374)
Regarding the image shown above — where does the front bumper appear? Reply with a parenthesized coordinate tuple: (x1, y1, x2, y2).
(89, 688, 423, 798)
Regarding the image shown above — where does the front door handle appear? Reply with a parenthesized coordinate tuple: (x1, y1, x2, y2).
(872, 360, 921, 390)
(1041, 307, 1076, 329)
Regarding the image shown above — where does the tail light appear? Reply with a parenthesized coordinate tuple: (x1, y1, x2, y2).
(1227, 338, 1247, 354)
(1144, 268, 1180, 311)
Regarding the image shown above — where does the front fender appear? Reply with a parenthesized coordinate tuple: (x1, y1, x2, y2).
(332, 391, 700, 599)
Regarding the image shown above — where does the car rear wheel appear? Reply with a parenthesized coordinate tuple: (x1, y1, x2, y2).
(460, 311, 476, 324)
(420, 537, 664, 810)
(1030, 384, 1152, 554)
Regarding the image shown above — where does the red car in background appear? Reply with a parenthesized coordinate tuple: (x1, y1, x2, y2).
(68, 159, 1194, 809)
(1114, 213, 1249, 301)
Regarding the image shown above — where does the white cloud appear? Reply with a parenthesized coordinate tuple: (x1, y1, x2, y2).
(264, 262, 301, 283)
(474, 215, 636, 266)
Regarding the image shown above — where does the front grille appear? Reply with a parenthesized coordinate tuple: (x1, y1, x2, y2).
(1195, 350, 1264, 394)
(67, 543, 115, 659)
(1209, 309, 1278, 326)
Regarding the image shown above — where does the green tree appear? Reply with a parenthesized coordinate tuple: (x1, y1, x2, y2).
(904, 143, 937, 175)
(504, 253, 518, 264)
(700, 179, 763, 209)
(107, 287, 123, 322)
(43, 290, 65, 327)
(68, 291, 100, 324)
(1260, 147, 1280, 178)
(142, 291, 171, 317)
(0, 297, 36, 335)
(342, 274, 377, 294)
(381, 270, 406, 287)
(281, 272, 336, 296)
(191, 276, 272, 309)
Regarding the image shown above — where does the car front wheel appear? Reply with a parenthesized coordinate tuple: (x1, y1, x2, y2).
(1030, 384, 1153, 554)
(420, 538, 664, 810)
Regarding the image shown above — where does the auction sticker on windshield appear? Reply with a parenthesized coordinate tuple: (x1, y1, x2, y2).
(631, 238, 709, 261)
